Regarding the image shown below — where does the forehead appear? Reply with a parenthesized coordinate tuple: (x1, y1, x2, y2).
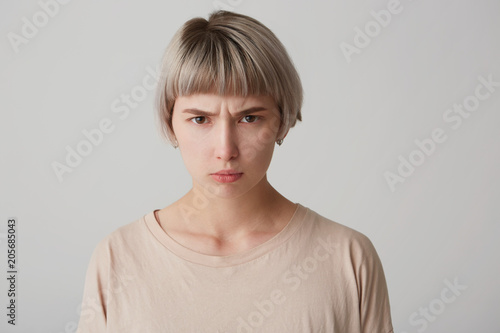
(174, 94, 278, 113)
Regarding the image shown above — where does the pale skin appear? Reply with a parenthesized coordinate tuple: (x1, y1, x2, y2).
(154, 93, 298, 256)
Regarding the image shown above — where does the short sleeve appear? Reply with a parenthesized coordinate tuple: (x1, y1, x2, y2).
(76, 237, 110, 332)
(355, 235, 393, 333)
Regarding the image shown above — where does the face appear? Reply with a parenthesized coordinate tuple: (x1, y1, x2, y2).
(171, 93, 283, 199)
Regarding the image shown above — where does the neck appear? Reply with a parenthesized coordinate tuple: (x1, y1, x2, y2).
(175, 176, 289, 241)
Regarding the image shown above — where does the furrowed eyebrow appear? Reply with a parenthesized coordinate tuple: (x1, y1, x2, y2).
(182, 107, 267, 117)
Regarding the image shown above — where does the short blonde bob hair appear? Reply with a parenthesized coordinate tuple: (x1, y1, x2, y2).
(155, 10, 303, 147)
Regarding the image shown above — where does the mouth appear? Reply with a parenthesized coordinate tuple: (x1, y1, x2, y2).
(211, 173, 243, 183)
(212, 169, 242, 175)
(213, 172, 241, 175)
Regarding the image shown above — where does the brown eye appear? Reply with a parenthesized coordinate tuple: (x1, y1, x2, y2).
(191, 116, 207, 124)
(242, 115, 260, 123)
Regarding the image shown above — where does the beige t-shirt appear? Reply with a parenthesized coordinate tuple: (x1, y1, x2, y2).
(76, 203, 393, 333)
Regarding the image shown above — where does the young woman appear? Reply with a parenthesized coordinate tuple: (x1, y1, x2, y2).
(77, 10, 393, 333)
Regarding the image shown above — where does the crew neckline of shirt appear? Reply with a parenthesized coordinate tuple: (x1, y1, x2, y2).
(143, 202, 308, 267)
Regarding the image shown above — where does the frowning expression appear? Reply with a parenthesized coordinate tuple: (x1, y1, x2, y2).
(171, 93, 282, 198)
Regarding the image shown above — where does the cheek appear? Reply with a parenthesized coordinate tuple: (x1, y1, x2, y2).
(178, 141, 209, 173)
(240, 136, 275, 166)
(257, 124, 279, 146)
(251, 126, 277, 153)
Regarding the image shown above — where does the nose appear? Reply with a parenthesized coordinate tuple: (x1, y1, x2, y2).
(214, 120, 239, 161)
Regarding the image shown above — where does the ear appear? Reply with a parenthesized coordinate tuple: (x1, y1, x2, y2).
(281, 128, 290, 140)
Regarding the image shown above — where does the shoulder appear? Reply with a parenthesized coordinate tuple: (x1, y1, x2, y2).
(302, 205, 380, 265)
(89, 213, 149, 260)
(298, 205, 393, 331)
(305, 206, 375, 248)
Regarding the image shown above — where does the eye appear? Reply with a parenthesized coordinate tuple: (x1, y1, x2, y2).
(241, 115, 261, 123)
(190, 116, 208, 125)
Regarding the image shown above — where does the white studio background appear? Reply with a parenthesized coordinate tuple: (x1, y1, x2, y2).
(1, 0, 499, 332)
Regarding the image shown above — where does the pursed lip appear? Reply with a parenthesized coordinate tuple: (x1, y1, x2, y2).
(212, 169, 242, 175)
